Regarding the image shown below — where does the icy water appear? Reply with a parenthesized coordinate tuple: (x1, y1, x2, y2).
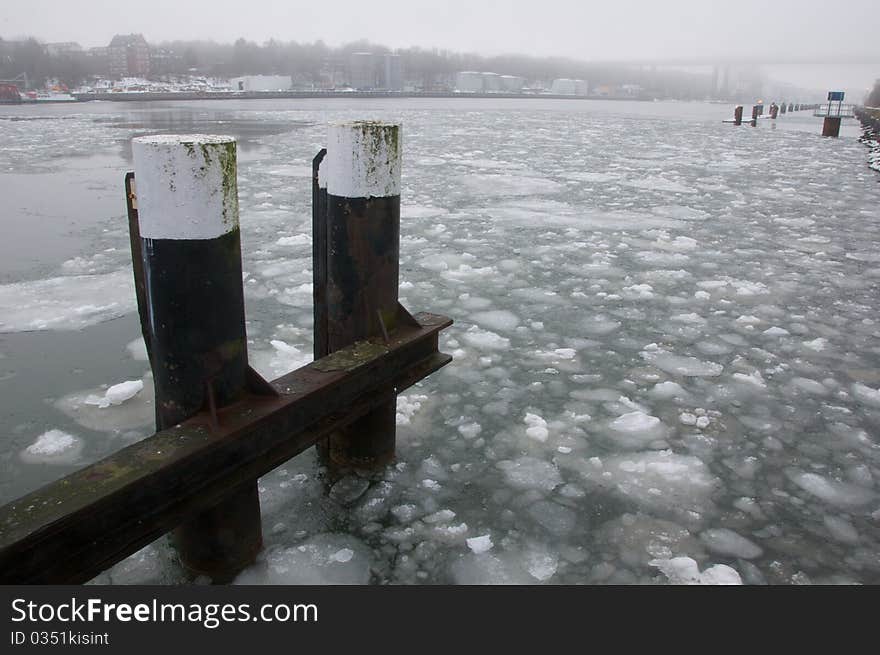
(1, 98, 878, 585)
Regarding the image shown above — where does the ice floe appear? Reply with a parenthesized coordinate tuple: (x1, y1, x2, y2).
(0, 270, 135, 332)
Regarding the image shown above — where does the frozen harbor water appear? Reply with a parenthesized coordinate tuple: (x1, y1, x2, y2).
(1, 98, 878, 585)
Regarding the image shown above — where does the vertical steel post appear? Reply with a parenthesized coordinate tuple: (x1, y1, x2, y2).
(131, 134, 262, 581)
(312, 148, 330, 462)
(124, 173, 154, 371)
(323, 121, 402, 469)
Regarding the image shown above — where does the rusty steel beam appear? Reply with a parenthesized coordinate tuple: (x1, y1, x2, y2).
(0, 313, 451, 584)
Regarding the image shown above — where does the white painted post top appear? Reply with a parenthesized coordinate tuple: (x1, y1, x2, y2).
(132, 134, 239, 240)
(326, 121, 401, 198)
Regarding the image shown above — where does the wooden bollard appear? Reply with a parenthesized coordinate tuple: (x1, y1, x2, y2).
(780, 102, 787, 115)
(734, 105, 743, 126)
(822, 116, 842, 137)
(323, 121, 402, 469)
(770, 103, 779, 119)
(751, 105, 759, 127)
(131, 134, 262, 581)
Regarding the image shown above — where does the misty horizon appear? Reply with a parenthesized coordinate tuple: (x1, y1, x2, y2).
(2, 0, 879, 93)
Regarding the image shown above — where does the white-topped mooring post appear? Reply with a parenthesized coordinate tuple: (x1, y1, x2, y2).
(131, 134, 262, 581)
(326, 121, 402, 199)
(318, 121, 403, 468)
(132, 134, 239, 240)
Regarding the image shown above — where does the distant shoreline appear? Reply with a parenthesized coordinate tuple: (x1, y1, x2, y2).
(64, 90, 655, 103)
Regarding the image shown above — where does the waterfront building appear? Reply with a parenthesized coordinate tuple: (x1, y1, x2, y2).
(455, 71, 484, 93)
(482, 72, 502, 92)
(550, 78, 588, 95)
(108, 34, 150, 79)
(381, 54, 403, 91)
(45, 42, 82, 57)
(500, 75, 525, 92)
(349, 52, 376, 90)
(229, 75, 292, 91)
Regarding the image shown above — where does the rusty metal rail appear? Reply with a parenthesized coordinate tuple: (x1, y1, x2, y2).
(0, 312, 451, 584)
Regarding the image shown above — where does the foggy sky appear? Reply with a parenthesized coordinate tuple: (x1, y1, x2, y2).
(4, 0, 878, 90)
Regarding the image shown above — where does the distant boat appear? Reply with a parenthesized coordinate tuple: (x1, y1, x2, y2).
(0, 84, 22, 104)
(23, 91, 78, 103)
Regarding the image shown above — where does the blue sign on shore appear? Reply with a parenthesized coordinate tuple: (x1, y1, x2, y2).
(828, 91, 845, 101)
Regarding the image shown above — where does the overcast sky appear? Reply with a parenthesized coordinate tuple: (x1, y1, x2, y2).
(3, 0, 878, 90)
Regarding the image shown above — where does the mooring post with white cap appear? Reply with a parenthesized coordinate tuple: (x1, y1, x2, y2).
(130, 134, 263, 581)
(319, 121, 403, 468)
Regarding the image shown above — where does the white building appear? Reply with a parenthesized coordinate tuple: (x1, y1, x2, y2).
(229, 75, 292, 92)
(482, 72, 501, 92)
(455, 71, 485, 93)
(381, 54, 403, 91)
(349, 53, 376, 90)
(550, 78, 589, 95)
(499, 75, 525, 92)
(455, 71, 523, 93)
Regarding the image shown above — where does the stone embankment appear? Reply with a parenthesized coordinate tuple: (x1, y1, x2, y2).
(854, 106, 880, 174)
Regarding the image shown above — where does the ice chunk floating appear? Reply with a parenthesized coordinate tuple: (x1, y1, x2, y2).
(0, 271, 136, 333)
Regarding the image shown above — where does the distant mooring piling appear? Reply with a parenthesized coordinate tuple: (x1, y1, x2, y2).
(819, 91, 847, 137)
(0, 125, 452, 584)
(723, 94, 850, 137)
(724, 104, 759, 127)
(823, 115, 842, 137)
